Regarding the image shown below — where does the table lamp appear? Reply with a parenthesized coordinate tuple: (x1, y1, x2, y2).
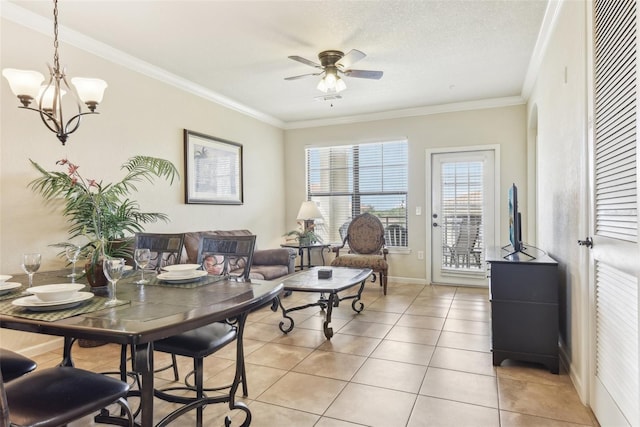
(296, 200, 323, 233)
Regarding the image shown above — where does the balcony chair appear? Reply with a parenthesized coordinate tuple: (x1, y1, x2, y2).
(1, 367, 133, 427)
(331, 212, 389, 295)
(0, 350, 36, 383)
(152, 234, 256, 427)
(444, 218, 481, 268)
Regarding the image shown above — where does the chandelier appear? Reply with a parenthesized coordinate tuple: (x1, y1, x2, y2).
(2, 0, 107, 145)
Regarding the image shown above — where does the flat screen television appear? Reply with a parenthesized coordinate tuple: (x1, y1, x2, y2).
(508, 183, 522, 252)
(504, 183, 535, 260)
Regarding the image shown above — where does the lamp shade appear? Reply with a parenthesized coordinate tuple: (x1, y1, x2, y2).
(297, 200, 323, 220)
(2, 68, 44, 99)
(71, 77, 107, 104)
(37, 84, 66, 110)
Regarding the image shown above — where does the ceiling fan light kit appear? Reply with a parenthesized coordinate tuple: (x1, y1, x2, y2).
(286, 49, 382, 95)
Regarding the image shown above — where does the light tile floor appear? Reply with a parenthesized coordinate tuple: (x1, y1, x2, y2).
(29, 280, 599, 426)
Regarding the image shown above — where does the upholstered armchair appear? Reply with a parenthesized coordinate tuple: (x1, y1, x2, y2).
(331, 213, 389, 295)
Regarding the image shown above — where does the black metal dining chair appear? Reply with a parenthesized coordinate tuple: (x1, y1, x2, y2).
(107, 233, 187, 388)
(0, 367, 133, 427)
(0, 349, 36, 383)
(134, 232, 185, 272)
(153, 234, 256, 427)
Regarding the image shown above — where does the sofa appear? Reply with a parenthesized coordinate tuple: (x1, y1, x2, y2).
(181, 229, 296, 280)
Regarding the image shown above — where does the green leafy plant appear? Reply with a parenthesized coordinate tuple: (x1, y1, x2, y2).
(29, 156, 179, 267)
(284, 222, 323, 245)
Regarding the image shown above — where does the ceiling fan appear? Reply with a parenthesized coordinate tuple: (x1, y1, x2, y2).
(285, 49, 383, 94)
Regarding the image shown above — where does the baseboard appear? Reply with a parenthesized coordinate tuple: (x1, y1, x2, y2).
(559, 340, 588, 405)
(19, 337, 64, 358)
(387, 276, 428, 285)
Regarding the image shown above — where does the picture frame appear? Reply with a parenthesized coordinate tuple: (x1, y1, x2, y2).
(184, 129, 243, 204)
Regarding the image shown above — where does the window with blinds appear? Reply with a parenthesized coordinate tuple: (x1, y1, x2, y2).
(594, 0, 637, 242)
(305, 140, 408, 246)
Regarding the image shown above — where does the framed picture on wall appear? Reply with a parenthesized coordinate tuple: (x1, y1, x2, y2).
(184, 129, 243, 204)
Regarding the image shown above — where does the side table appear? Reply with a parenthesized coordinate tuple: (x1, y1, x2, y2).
(280, 243, 331, 270)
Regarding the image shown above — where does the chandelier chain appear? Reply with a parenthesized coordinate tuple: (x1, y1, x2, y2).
(53, 0, 60, 73)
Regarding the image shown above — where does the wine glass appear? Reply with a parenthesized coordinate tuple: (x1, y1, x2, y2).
(21, 253, 41, 287)
(103, 258, 125, 306)
(65, 245, 81, 281)
(134, 248, 151, 285)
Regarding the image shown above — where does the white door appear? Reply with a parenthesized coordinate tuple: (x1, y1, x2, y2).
(430, 150, 495, 286)
(588, 1, 639, 426)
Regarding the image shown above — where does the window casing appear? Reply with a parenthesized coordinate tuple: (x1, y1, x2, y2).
(305, 140, 409, 246)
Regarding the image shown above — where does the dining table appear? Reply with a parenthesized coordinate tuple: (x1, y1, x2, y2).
(0, 269, 283, 427)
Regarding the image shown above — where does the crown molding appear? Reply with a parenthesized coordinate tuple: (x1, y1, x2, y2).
(283, 96, 526, 130)
(1, 2, 284, 129)
(521, 0, 564, 99)
(2, 1, 532, 131)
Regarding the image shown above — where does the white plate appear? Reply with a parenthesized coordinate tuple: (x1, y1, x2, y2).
(0, 282, 22, 295)
(162, 264, 201, 272)
(157, 270, 207, 283)
(0, 274, 13, 283)
(29, 283, 85, 302)
(12, 291, 93, 311)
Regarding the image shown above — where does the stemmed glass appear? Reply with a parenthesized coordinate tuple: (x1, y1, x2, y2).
(103, 258, 125, 306)
(21, 253, 41, 287)
(65, 245, 81, 281)
(134, 248, 151, 285)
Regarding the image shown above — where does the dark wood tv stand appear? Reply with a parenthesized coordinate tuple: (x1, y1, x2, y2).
(487, 247, 559, 374)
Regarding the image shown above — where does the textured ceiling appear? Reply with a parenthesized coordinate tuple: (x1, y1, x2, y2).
(3, 0, 549, 127)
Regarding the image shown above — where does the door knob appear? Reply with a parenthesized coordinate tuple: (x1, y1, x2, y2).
(433, 222, 439, 227)
(577, 237, 593, 248)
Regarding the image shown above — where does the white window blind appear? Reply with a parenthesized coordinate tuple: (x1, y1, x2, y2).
(440, 161, 484, 269)
(306, 140, 408, 246)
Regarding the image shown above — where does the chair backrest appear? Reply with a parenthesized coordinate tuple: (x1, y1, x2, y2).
(453, 219, 480, 253)
(134, 233, 185, 272)
(197, 235, 256, 280)
(345, 212, 386, 255)
(385, 224, 407, 247)
(1, 370, 9, 427)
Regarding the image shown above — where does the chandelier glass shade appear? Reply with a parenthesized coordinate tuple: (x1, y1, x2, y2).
(317, 67, 346, 93)
(2, 0, 107, 145)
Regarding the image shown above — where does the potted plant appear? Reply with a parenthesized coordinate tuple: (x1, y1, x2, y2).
(29, 156, 179, 286)
(284, 222, 323, 246)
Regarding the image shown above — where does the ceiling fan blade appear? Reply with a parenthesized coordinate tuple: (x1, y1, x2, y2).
(336, 49, 366, 69)
(343, 69, 384, 79)
(284, 72, 322, 81)
(288, 55, 322, 69)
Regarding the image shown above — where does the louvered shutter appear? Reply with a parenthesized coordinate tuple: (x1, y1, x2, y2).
(594, 0, 637, 242)
(593, 1, 639, 426)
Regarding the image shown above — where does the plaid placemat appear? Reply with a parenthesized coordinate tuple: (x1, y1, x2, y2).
(140, 274, 227, 289)
(0, 287, 29, 301)
(0, 295, 129, 322)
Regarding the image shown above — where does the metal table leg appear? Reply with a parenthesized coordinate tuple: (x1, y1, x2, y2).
(134, 342, 154, 427)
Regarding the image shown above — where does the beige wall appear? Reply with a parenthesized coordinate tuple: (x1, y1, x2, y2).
(1, 19, 286, 352)
(526, 1, 589, 399)
(283, 105, 528, 282)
